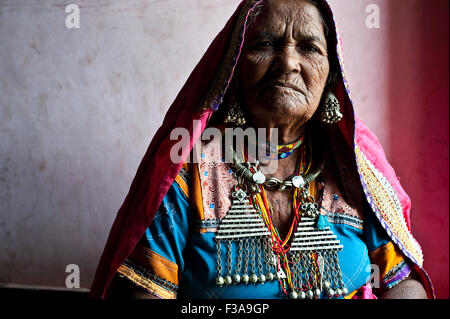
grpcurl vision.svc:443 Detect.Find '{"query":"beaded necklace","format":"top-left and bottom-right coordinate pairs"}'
top-left (247, 134), bottom-right (305, 160)
top-left (249, 139), bottom-right (316, 295)
top-left (214, 132), bottom-right (347, 299)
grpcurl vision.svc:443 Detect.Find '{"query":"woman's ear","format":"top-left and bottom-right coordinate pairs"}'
top-left (325, 68), bottom-right (338, 91)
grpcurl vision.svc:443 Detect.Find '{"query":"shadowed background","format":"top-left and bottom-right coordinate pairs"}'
top-left (0, 0), bottom-right (448, 298)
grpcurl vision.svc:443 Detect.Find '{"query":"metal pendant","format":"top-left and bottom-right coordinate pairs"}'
top-left (302, 202), bottom-right (320, 219)
top-left (289, 216), bottom-right (347, 299)
top-left (291, 216), bottom-right (343, 252)
top-left (233, 188), bottom-right (248, 203)
top-left (292, 176), bottom-right (306, 189)
top-left (215, 193), bottom-right (276, 286)
top-left (215, 197), bottom-right (270, 240)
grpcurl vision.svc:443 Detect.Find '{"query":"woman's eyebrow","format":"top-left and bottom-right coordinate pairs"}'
top-left (298, 35), bottom-right (327, 47)
top-left (253, 30), bottom-right (326, 46)
top-left (252, 30), bottom-right (278, 41)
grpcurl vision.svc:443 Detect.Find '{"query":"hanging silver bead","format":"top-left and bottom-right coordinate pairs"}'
top-left (335, 288), bottom-right (342, 296)
top-left (342, 287), bottom-right (349, 296)
top-left (289, 291), bottom-right (298, 299)
top-left (323, 281), bottom-right (331, 289)
top-left (327, 289), bottom-right (335, 298)
top-left (216, 276), bottom-right (225, 287)
top-left (250, 274), bottom-right (258, 284)
top-left (298, 291), bottom-right (307, 299)
top-left (314, 288), bottom-right (322, 298)
top-left (259, 274), bottom-right (266, 284)
top-left (224, 275), bottom-right (233, 285)
top-left (233, 274), bottom-right (241, 284)
top-left (266, 272), bottom-right (274, 281)
top-left (242, 274), bottom-right (249, 285)
top-left (306, 290), bottom-right (314, 299)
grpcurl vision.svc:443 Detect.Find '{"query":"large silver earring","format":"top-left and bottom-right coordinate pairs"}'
top-left (224, 101), bottom-right (246, 126)
top-left (224, 79), bottom-right (246, 126)
top-left (320, 91), bottom-right (343, 124)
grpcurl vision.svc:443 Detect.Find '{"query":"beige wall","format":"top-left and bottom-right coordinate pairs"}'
top-left (0, 0), bottom-right (242, 289)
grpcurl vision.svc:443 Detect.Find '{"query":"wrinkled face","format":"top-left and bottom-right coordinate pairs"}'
top-left (239, 0), bottom-right (330, 125)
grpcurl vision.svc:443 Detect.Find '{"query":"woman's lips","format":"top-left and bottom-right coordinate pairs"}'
top-left (267, 81), bottom-right (302, 93)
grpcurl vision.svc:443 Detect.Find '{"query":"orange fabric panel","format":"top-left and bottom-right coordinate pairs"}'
top-left (128, 243), bottom-right (179, 286)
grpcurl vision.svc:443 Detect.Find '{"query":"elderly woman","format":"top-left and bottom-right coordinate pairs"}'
top-left (90, 0), bottom-right (434, 299)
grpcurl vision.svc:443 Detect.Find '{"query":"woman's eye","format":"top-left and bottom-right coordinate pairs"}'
top-left (300, 45), bottom-right (321, 54)
top-left (256, 41), bottom-right (273, 48)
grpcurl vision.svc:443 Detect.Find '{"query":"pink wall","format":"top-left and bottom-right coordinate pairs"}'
top-left (388, 0), bottom-right (449, 299)
top-left (331, 0), bottom-right (449, 299)
top-left (330, 0), bottom-right (449, 298)
top-left (329, 0), bottom-right (391, 149)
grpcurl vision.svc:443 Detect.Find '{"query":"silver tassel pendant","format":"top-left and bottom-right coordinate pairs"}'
top-left (215, 190), bottom-right (276, 287)
top-left (287, 216), bottom-right (347, 299)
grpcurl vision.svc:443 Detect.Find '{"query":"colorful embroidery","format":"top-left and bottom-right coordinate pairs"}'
top-left (368, 241), bottom-right (412, 291)
top-left (117, 264), bottom-right (177, 299)
top-left (355, 145), bottom-right (424, 266)
top-left (194, 218), bottom-right (221, 232)
top-left (126, 243), bottom-right (179, 285)
top-left (175, 165), bottom-right (190, 199)
top-left (383, 260), bottom-right (412, 289)
top-left (198, 139), bottom-right (237, 221)
top-left (324, 211), bottom-right (364, 230)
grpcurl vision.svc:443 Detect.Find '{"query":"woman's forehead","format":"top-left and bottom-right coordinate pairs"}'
top-left (249, 0), bottom-right (326, 39)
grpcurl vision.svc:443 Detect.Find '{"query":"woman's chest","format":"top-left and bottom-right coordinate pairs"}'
top-left (264, 190), bottom-right (296, 239)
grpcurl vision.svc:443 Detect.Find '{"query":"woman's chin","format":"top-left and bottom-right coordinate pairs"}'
top-left (249, 97), bottom-right (312, 120)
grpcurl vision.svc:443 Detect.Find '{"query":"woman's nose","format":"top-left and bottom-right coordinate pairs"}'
top-left (272, 47), bottom-right (302, 74)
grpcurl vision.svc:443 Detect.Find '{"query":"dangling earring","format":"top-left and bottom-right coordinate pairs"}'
top-left (224, 79), bottom-right (246, 126)
top-left (224, 101), bottom-right (246, 126)
top-left (320, 91), bottom-right (343, 124)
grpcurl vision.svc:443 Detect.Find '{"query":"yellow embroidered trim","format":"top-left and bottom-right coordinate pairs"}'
top-left (355, 145), bottom-right (423, 266)
top-left (175, 163), bottom-right (190, 199)
top-left (117, 264), bottom-right (176, 300)
top-left (129, 244), bottom-right (179, 286)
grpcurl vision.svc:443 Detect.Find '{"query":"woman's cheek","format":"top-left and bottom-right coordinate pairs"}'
top-left (303, 59), bottom-right (329, 91)
top-left (241, 53), bottom-right (271, 86)
top-left (311, 58), bottom-right (330, 84)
